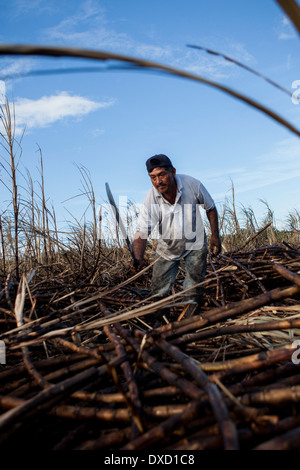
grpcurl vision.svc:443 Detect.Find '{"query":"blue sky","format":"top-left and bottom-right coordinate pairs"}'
top-left (0, 0), bottom-right (299, 233)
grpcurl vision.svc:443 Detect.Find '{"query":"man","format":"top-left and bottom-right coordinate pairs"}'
top-left (131, 154), bottom-right (221, 316)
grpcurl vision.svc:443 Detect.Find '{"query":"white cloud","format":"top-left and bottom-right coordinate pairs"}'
top-left (14, 0), bottom-right (52, 15)
top-left (181, 51), bottom-right (233, 79)
top-left (7, 92), bottom-right (115, 134)
top-left (206, 137), bottom-right (300, 199)
top-left (42, 0), bottom-right (253, 78)
top-left (0, 81), bottom-right (5, 94)
top-left (177, 37), bottom-right (257, 80)
top-left (44, 1), bottom-right (126, 50)
top-left (92, 128), bottom-right (105, 137)
top-left (0, 58), bottom-right (36, 81)
top-left (192, 138), bottom-right (300, 227)
top-left (44, 14), bottom-right (173, 63)
top-left (277, 16), bottom-right (297, 40)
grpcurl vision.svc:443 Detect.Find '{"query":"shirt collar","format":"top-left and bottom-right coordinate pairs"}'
top-left (175, 174), bottom-right (183, 192)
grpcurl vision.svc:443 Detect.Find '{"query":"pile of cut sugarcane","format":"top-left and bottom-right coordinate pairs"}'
top-left (1, 243), bottom-right (300, 450)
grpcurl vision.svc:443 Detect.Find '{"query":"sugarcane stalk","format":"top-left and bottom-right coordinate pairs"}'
top-left (208, 344), bottom-right (295, 381)
top-left (11, 357), bottom-right (101, 398)
top-left (209, 254), bottom-right (226, 305)
top-left (156, 284), bottom-right (300, 340)
top-left (174, 317), bottom-right (300, 348)
top-left (241, 385), bottom-right (300, 407)
top-left (122, 397), bottom-right (212, 450)
top-left (99, 301), bottom-right (144, 438)
top-left (76, 427), bottom-right (132, 450)
top-left (152, 334), bottom-right (239, 450)
top-left (0, 352), bottom-right (129, 442)
top-left (254, 426), bottom-right (300, 450)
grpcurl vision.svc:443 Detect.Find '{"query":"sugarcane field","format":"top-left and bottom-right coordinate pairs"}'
top-left (1, 0), bottom-right (300, 454)
top-left (0, 210), bottom-right (300, 451)
top-left (0, 150), bottom-right (300, 451)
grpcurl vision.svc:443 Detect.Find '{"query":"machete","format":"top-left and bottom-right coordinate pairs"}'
top-left (105, 182), bottom-right (138, 268)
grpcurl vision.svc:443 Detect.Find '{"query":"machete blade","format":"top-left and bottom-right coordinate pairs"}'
top-left (105, 182), bottom-right (136, 263)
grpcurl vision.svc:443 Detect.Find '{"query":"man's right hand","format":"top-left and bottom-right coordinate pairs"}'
top-left (130, 258), bottom-right (145, 273)
top-left (131, 233), bottom-right (147, 273)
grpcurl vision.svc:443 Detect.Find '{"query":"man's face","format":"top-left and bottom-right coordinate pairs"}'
top-left (148, 167), bottom-right (176, 195)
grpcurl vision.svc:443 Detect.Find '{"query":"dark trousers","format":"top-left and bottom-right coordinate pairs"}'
top-left (151, 240), bottom-right (208, 306)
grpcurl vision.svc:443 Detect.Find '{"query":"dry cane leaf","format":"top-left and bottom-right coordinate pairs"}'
top-left (14, 276), bottom-right (26, 328)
